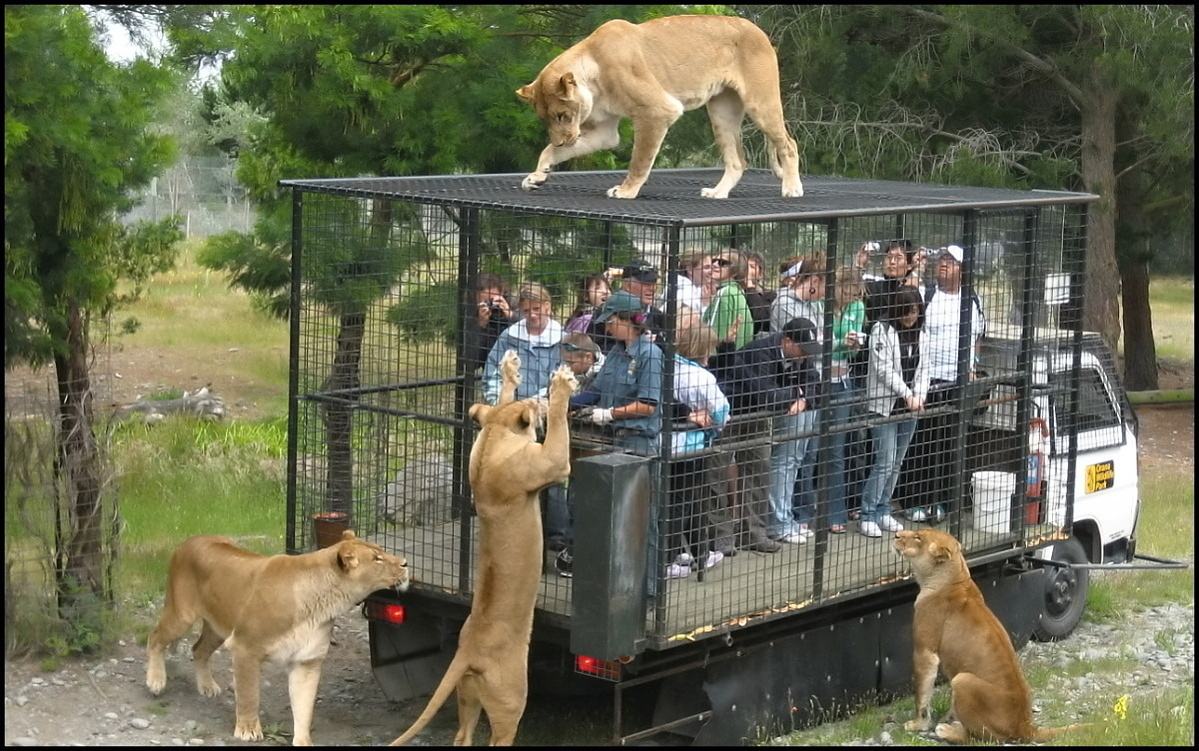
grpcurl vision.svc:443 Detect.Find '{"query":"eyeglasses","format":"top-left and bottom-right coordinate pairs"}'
top-left (561, 342), bottom-right (596, 353)
top-left (711, 258), bottom-right (732, 267)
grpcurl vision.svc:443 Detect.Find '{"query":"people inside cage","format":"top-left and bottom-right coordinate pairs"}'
top-left (897, 244), bottom-right (987, 524)
top-left (564, 273), bottom-right (611, 334)
top-left (543, 332), bottom-right (604, 558)
top-left (464, 272), bottom-right (517, 374)
top-left (663, 322), bottom-right (730, 579)
top-left (719, 315), bottom-right (822, 548)
top-left (481, 281), bottom-right (563, 405)
top-left (742, 251), bottom-right (775, 338)
top-left (667, 249), bottom-right (714, 328)
top-left (860, 285), bottom-right (929, 538)
top-left (822, 266), bottom-right (868, 535)
top-left (863, 240), bottom-right (919, 325)
top-left (588, 260), bottom-right (666, 351)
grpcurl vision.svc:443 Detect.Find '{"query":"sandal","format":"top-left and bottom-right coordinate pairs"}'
top-left (830, 524), bottom-right (847, 534)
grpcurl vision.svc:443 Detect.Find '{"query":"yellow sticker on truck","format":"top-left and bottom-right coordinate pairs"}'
top-left (1085, 460), bottom-right (1115, 493)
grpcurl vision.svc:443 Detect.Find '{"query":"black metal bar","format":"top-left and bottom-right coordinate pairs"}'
top-left (297, 394), bottom-right (464, 429)
top-left (812, 218), bottom-right (839, 599)
top-left (948, 210), bottom-right (979, 538)
top-left (1035, 556), bottom-right (1190, 571)
top-left (300, 375), bottom-right (463, 400)
top-left (1012, 208), bottom-right (1040, 535)
top-left (285, 187), bottom-right (303, 554)
top-left (603, 220), bottom-right (614, 270)
top-left (455, 207), bottom-right (481, 593)
top-left (653, 225), bottom-right (682, 636)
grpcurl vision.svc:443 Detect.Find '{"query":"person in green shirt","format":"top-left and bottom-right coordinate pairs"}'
top-left (824, 266), bottom-right (867, 533)
top-left (703, 250), bottom-right (753, 350)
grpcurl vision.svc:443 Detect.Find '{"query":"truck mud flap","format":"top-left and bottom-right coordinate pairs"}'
top-left (645, 568), bottom-right (1045, 746)
top-left (368, 614), bottom-right (454, 703)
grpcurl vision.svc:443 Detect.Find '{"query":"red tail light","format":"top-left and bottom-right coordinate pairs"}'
top-left (574, 654), bottom-right (621, 681)
top-left (364, 600), bottom-right (406, 625)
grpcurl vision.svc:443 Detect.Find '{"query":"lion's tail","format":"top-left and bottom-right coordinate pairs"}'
top-left (1033, 722), bottom-right (1090, 741)
top-left (388, 652), bottom-right (468, 746)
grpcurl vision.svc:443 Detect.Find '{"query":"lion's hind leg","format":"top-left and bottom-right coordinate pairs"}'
top-left (701, 89), bottom-right (748, 199)
top-left (941, 672), bottom-right (1021, 743)
top-left (192, 620), bottom-right (227, 696)
top-left (454, 674), bottom-right (484, 746)
top-left (740, 86), bottom-right (802, 198)
top-left (146, 596), bottom-right (196, 695)
top-left (480, 669), bottom-right (528, 746)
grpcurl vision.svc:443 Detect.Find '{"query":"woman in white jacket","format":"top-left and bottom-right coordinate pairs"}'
top-left (860, 286), bottom-right (930, 538)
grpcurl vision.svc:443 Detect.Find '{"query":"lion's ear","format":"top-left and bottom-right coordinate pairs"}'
top-left (337, 547), bottom-right (359, 572)
top-left (515, 83), bottom-right (535, 102)
top-left (557, 72), bottom-right (576, 96)
top-left (469, 403), bottom-right (492, 426)
top-left (340, 529), bottom-right (356, 542)
top-left (928, 541), bottom-right (951, 563)
top-left (517, 404), bottom-right (537, 431)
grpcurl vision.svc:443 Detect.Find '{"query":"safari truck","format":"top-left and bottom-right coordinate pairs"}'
top-left (280, 170), bottom-right (1152, 744)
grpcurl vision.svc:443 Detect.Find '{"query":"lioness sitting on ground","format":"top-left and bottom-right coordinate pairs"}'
top-left (516, 14), bottom-right (803, 200)
top-left (895, 529), bottom-right (1082, 743)
top-left (390, 350), bottom-right (577, 746)
top-left (145, 531), bottom-right (409, 746)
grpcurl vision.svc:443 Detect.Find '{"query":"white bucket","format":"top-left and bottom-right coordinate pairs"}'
top-left (971, 471), bottom-right (1016, 533)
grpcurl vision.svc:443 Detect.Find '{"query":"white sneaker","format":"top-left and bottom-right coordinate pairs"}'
top-left (703, 550), bottom-right (724, 569)
top-left (859, 520), bottom-right (883, 538)
top-left (780, 531), bottom-right (808, 544)
top-left (666, 562), bottom-right (691, 579)
top-left (797, 525), bottom-right (814, 540)
top-left (908, 506), bottom-right (929, 523)
top-left (878, 515), bottom-right (904, 532)
top-left (675, 552), bottom-right (694, 567)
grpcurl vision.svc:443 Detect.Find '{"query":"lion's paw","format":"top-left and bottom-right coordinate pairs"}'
top-left (551, 365), bottom-right (579, 394)
top-left (700, 186), bottom-right (730, 199)
top-left (234, 717), bottom-right (264, 742)
top-left (499, 350), bottom-right (522, 385)
top-left (607, 184), bottom-right (641, 200)
top-left (145, 668), bottom-right (166, 696)
top-left (521, 172), bottom-right (547, 191)
top-left (904, 718), bottom-right (931, 733)
top-left (781, 182), bottom-right (804, 198)
top-left (196, 676), bottom-right (222, 697)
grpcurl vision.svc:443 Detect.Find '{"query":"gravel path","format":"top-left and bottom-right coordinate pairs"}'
top-left (4, 594), bottom-right (1191, 746)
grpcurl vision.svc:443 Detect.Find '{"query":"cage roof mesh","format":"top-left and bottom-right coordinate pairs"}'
top-left (280, 168), bottom-right (1097, 227)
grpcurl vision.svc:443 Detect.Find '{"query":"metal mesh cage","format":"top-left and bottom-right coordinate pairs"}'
top-left (285, 169), bottom-right (1094, 648)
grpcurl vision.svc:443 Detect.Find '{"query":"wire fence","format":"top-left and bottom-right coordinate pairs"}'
top-left (121, 154), bottom-right (256, 239)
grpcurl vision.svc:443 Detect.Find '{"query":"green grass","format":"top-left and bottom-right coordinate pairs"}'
top-left (112, 416), bottom-right (288, 604)
top-left (1137, 276), bottom-right (1194, 362)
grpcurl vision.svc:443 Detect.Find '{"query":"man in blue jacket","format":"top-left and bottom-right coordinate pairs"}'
top-left (718, 316), bottom-right (821, 552)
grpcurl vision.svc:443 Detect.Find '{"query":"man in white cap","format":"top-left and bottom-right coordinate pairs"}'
top-left (901, 244), bottom-right (986, 523)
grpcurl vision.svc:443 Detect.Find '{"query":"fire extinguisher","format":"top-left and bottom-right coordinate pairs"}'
top-left (1025, 417), bottom-right (1049, 525)
top-left (1026, 418), bottom-right (1049, 497)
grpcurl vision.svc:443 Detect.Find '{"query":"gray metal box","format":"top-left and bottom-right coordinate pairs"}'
top-left (569, 452), bottom-right (652, 659)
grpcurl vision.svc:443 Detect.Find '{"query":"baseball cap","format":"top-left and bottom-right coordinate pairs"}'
top-left (940, 245), bottom-right (964, 264)
top-left (593, 290), bottom-right (645, 323)
top-left (561, 333), bottom-right (600, 354)
top-left (622, 260), bottom-right (659, 284)
top-left (781, 317), bottom-right (822, 357)
top-left (781, 259), bottom-right (812, 280)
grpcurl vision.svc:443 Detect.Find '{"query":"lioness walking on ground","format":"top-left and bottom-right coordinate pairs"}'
top-left (145, 531), bottom-right (409, 746)
top-left (390, 351), bottom-right (577, 746)
top-left (895, 529), bottom-right (1083, 743)
top-left (516, 14), bottom-right (803, 200)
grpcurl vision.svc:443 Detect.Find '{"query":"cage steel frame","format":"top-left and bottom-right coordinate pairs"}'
top-left (282, 169), bottom-right (1096, 656)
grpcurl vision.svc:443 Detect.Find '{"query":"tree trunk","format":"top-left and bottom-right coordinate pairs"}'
top-left (52, 298), bottom-right (106, 605)
top-left (1117, 254), bottom-right (1158, 390)
top-left (1078, 75), bottom-right (1122, 350)
top-left (322, 311), bottom-right (364, 520)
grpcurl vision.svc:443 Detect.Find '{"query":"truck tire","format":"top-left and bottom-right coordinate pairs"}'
top-left (1032, 536), bottom-right (1089, 642)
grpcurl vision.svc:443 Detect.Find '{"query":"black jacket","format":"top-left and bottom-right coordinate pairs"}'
top-left (722, 333), bottom-right (818, 416)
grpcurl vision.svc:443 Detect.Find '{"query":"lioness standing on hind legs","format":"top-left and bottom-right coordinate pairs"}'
top-left (390, 350), bottom-right (577, 746)
top-left (516, 14), bottom-right (803, 200)
top-left (895, 529), bottom-right (1084, 743)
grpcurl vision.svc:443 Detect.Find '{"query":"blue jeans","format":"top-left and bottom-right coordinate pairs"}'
top-left (823, 382), bottom-right (858, 526)
top-left (768, 410), bottom-right (815, 538)
top-left (861, 415), bottom-right (917, 523)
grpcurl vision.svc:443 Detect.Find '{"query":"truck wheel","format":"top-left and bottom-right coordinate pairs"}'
top-left (1032, 536), bottom-right (1089, 642)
